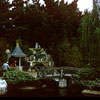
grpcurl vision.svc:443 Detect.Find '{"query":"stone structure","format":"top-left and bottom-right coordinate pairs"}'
top-left (10, 42), bottom-right (26, 70)
top-left (28, 42), bottom-right (54, 68)
top-left (59, 78), bottom-right (67, 88)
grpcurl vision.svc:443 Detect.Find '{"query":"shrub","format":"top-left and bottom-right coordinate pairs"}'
top-left (74, 78), bottom-right (100, 89)
top-left (8, 67), bottom-right (19, 71)
top-left (72, 67), bottom-right (100, 89)
top-left (74, 67), bottom-right (100, 80)
top-left (72, 68), bottom-right (100, 89)
top-left (3, 70), bottom-right (35, 84)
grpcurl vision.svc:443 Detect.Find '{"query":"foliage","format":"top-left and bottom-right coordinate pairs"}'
top-left (0, 67), bottom-right (3, 77)
top-left (74, 67), bottom-right (100, 80)
top-left (73, 67), bottom-right (100, 89)
top-left (8, 67), bottom-right (19, 71)
top-left (69, 45), bottom-right (83, 67)
top-left (0, 0), bottom-right (82, 67)
top-left (0, 37), bottom-right (10, 63)
top-left (0, 0), bottom-right (10, 32)
top-left (50, 37), bottom-right (82, 67)
top-left (78, 4), bottom-right (100, 67)
top-left (3, 70), bottom-right (35, 84)
top-left (50, 38), bottom-right (71, 66)
top-left (74, 78), bottom-right (100, 89)
top-left (0, 0), bottom-right (100, 68)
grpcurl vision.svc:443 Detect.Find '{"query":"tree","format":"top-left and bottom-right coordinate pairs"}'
top-left (0, 0), bottom-right (10, 37)
top-left (0, 0), bottom-right (82, 67)
top-left (49, 36), bottom-right (82, 67)
top-left (78, 2), bottom-right (100, 67)
top-left (69, 45), bottom-right (82, 67)
top-left (0, 37), bottom-right (10, 63)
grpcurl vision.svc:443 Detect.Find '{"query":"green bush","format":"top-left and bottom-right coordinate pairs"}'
top-left (73, 67), bottom-right (100, 89)
top-left (74, 78), bottom-right (100, 89)
top-left (74, 68), bottom-right (100, 80)
top-left (8, 67), bottom-right (19, 71)
top-left (3, 70), bottom-right (35, 84)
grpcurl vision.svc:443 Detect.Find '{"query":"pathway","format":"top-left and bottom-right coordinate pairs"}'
top-left (27, 70), bottom-right (37, 78)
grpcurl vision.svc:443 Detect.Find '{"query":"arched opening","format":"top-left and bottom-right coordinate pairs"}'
top-left (34, 63), bottom-right (46, 70)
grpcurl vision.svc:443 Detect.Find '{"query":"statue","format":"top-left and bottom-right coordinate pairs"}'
top-left (35, 42), bottom-right (39, 48)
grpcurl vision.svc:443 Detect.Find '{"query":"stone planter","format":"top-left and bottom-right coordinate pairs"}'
top-left (18, 66), bottom-right (23, 71)
top-left (0, 79), bottom-right (7, 95)
top-left (59, 78), bottom-right (67, 88)
top-left (82, 89), bottom-right (100, 97)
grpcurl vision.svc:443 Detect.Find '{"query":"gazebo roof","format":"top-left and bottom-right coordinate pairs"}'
top-left (10, 43), bottom-right (26, 57)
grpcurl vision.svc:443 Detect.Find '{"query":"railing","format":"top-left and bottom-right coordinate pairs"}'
top-left (35, 67), bottom-right (80, 78)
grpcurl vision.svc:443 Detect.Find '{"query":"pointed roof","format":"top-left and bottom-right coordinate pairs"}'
top-left (10, 42), bottom-right (26, 57)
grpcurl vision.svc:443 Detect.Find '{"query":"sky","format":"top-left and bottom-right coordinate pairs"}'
top-left (39, 0), bottom-right (93, 12)
top-left (10, 0), bottom-right (93, 12)
top-left (68, 0), bottom-right (93, 12)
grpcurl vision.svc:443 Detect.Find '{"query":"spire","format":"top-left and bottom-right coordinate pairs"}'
top-left (16, 40), bottom-right (19, 46)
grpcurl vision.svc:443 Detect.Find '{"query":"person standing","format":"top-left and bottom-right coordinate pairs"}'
top-left (2, 61), bottom-right (9, 74)
top-left (11, 61), bottom-right (16, 67)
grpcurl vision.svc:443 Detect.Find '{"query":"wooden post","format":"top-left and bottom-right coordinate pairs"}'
top-left (61, 69), bottom-right (64, 78)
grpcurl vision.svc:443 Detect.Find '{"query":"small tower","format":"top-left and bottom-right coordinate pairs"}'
top-left (16, 41), bottom-right (19, 46)
top-left (10, 41), bottom-right (26, 70)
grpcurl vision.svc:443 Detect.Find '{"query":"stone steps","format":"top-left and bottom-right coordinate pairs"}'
top-left (82, 89), bottom-right (100, 97)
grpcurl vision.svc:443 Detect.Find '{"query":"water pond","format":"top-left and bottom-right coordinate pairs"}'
top-left (0, 79), bottom-right (85, 97)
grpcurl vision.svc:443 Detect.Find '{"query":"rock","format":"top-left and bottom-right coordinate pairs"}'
top-left (42, 84), bottom-right (46, 88)
top-left (28, 68), bottom-right (31, 72)
top-left (19, 86), bottom-right (37, 90)
top-left (82, 89), bottom-right (100, 97)
top-left (0, 79), bottom-right (7, 95)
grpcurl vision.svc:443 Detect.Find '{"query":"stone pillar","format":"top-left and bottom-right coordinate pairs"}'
top-left (60, 69), bottom-right (64, 78)
top-left (19, 66), bottom-right (23, 71)
top-left (59, 78), bottom-right (67, 88)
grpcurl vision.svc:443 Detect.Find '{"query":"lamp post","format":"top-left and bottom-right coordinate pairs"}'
top-left (5, 49), bottom-right (11, 61)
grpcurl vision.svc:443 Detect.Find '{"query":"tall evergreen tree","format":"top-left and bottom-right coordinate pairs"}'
top-left (78, 1), bottom-right (100, 67)
top-left (0, 0), bottom-right (10, 37)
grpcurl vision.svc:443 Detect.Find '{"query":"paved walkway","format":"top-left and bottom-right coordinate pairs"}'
top-left (27, 71), bottom-right (37, 78)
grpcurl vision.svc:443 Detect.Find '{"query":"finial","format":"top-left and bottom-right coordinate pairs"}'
top-left (16, 40), bottom-right (19, 46)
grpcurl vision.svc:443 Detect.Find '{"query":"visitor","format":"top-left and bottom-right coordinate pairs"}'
top-left (2, 61), bottom-right (9, 74)
top-left (11, 61), bottom-right (16, 67)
